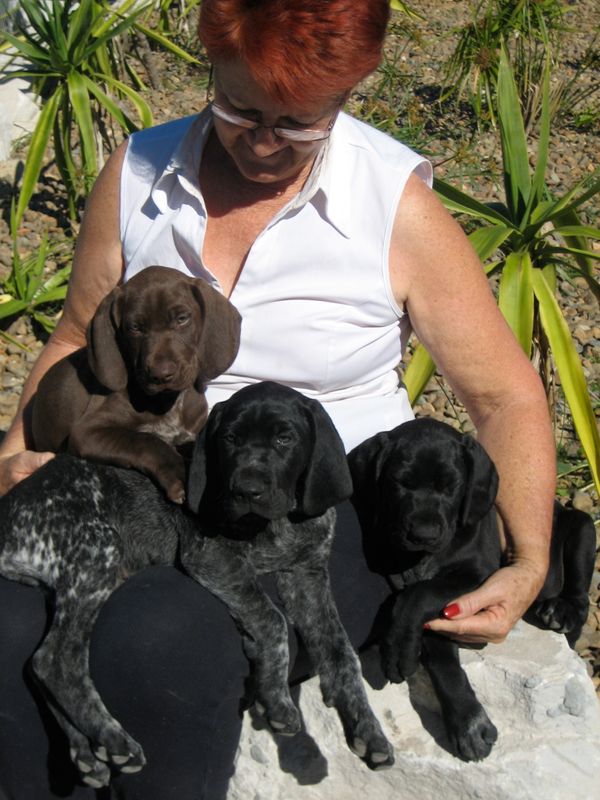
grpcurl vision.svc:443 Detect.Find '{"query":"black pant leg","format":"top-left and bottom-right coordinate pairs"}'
top-left (0, 501), bottom-right (387, 800)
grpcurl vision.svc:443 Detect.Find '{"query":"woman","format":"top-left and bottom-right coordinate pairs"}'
top-left (0, 1), bottom-right (555, 798)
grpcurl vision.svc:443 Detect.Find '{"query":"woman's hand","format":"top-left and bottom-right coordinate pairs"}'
top-left (0, 450), bottom-right (55, 496)
top-left (424, 561), bottom-right (547, 645)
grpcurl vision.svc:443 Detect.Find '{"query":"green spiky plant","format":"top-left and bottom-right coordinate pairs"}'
top-left (442, 0), bottom-right (566, 128)
top-left (0, 0), bottom-right (199, 222)
top-left (404, 48), bottom-right (600, 491)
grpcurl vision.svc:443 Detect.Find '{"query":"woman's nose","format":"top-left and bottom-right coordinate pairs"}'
top-left (246, 126), bottom-right (286, 157)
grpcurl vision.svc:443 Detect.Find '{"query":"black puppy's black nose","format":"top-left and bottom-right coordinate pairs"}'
top-left (233, 481), bottom-right (265, 501)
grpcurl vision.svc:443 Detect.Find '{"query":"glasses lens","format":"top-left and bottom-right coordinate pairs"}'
top-left (210, 102), bottom-right (258, 130)
top-left (211, 102), bottom-right (334, 142)
top-left (273, 127), bottom-right (331, 142)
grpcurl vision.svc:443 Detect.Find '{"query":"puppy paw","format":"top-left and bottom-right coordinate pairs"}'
top-left (380, 640), bottom-right (420, 684)
top-left (530, 597), bottom-right (583, 636)
top-left (165, 478), bottom-right (186, 504)
top-left (448, 707), bottom-right (498, 762)
top-left (88, 726), bottom-right (146, 780)
top-left (348, 718), bottom-right (395, 771)
top-left (255, 697), bottom-right (301, 737)
top-left (69, 739), bottom-right (111, 788)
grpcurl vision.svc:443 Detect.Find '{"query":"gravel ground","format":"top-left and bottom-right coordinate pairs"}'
top-left (0, 1), bottom-right (598, 688)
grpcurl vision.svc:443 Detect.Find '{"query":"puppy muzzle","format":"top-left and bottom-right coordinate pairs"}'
top-left (225, 469), bottom-right (294, 521)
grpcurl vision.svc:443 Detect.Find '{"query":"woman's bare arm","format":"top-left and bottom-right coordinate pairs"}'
top-left (390, 173), bottom-right (556, 643)
top-left (0, 140), bottom-right (128, 494)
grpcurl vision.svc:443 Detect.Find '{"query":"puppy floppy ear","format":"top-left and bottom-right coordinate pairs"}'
top-left (186, 403), bottom-right (223, 514)
top-left (460, 435), bottom-right (499, 527)
top-left (300, 398), bottom-right (353, 518)
top-left (190, 280), bottom-right (242, 388)
top-left (86, 287), bottom-right (128, 391)
top-left (347, 430), bottom-right (393, 490)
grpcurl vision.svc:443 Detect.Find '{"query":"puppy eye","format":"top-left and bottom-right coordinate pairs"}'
top-left (275, 434), bottom-right (292, 446)
top-left (175, 313), bottom-right (191, 326)
top-left (222, 433), bottom-right (237, 444)
top-left (125, 321), bottom-right (143, 335)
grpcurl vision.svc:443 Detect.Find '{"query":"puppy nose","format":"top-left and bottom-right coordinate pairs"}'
top-left (234, 482), bottom-right (264, 501)
top-left (148, 359), bottom-right (177, 382)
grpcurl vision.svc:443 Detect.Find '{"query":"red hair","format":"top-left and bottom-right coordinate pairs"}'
top-left (198, 0), bottom-right (390, 105)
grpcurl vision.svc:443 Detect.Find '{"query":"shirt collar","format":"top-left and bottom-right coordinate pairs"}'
top-left (149, 106), bottom-right (352, 237)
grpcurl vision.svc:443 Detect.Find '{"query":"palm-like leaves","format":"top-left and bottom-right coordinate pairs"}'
top-left (1, 0), bottom-right (199, 222)
top-left (404, 48), bottom-right (600, 490)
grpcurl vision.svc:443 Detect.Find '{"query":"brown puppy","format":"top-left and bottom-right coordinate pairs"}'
top-left (31, 266), bottom-right (241, 502)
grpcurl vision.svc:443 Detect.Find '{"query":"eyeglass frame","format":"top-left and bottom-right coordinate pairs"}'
top-left (205, 67), bottom-right (343, 143)
top-left (209, 101), bottom-right (338, 142)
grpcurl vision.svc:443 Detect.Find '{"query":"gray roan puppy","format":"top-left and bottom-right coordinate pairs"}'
top-left (0, 382), bottom-right (393, 788)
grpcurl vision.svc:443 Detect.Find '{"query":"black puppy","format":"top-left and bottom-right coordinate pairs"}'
top-left (186, 381), bottom-right (394, 770)
top-left (348, 417), bottom-right (596, 762)
top-left (0, 382), bottom-right (392, 788)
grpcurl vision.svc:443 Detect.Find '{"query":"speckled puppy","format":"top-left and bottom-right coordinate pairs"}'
top-left (0, 382), bottom-right (394, 788)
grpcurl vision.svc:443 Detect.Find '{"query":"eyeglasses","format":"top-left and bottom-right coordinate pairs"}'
top-left (210, 101), bottom-right (337, 143)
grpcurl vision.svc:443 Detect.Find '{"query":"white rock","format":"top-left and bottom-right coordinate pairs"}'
top-left (0, 50), bottom-right (40, 162)
top-left (227, 622), bottom-right (600, 800)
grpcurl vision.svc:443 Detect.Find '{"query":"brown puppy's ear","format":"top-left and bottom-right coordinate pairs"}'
top-left (299, 397), bottom-right (353, 518)
top-left (86, 287), bottom-right (128, 391)
top-left (460, 435), bottom-right (499, 527)
top-left (190, 280), bottom-right (242, 388)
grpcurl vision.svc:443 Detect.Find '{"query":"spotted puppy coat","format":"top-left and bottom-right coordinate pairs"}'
top-left (0, 382), bottom-right (393, 788)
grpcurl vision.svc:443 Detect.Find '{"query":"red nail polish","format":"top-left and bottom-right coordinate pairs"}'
top-left (423, 623), bottom-right (431, 630)
top-left (443, 603), bottom-right (460, 619)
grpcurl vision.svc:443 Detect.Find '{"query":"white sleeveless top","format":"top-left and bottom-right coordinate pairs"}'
top-left (120, 108), bottom-right (432, 451)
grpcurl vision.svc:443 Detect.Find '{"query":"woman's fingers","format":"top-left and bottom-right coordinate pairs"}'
top-left (424, 563), bottom-right (545, 645)
top-left (0, 451), bottom-right (55, 495)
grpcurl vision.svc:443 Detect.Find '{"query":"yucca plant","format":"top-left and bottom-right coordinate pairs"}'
top-left (404, 48), bottom-right (600, 491)
top-left (0, 0), bottom-right (198, 222)
top-left (0, 206), bottom-right (72, 335)
top-left (442, 0), bottom-right (565, 127)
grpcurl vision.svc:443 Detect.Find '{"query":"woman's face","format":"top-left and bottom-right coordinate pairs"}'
top-left (210, 60), bottom-right (342, 185)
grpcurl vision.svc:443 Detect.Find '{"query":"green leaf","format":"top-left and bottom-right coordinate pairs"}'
top-left (134, 22), bottom-right (202, 64)
top-left (67, 70), bottom-right (97, 183)
top-left (527, 52), bottom-right (551, 215)
top-left (552, 225), bottom-right (600, 239)
top-left (434, 178), bottom-right (514, 226)
top-left (404, 343), bottom-right (437, 405)
top-left (67, 0), bottom-right (95, 63)
top-left (497, 47), bottom-right (531, 223)
top-left (532, 269), bottom-right (600, 492)
top-left (468, 224), bottom-right (512, 262)
top-left (102, 75), bottom-right (153, 129)
top-left (498, 251), bottom-right (534, 357)
top-left (14, 89), bottom-right (61, 226)
top-left (82, 74), bottom-right (134, 131)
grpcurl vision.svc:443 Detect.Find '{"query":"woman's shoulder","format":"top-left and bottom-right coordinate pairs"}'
top-left (129, 113), bottom-right (202, 147)
top-left (336, 113), bottom-right (426, 168)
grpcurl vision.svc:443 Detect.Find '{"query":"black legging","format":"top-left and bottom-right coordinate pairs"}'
top-left (0, 503), bottom-right (390, 800)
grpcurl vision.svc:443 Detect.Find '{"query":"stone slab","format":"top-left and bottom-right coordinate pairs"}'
top-left (227, 622), bottom-right (600, 800)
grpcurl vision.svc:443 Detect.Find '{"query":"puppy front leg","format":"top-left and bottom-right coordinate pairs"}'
top-left (70, 417), bottom-right (186, 503)
top-left (421, 634), bottom-right (497, 761)
top-left (527, 506), bottom-right (596, 647)
top-left (180, 537), bottom-right (301, 735)
top-left (381, 579), bottom-right (470, 682)
top-left (276, 568), bottom-right (394, 770)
